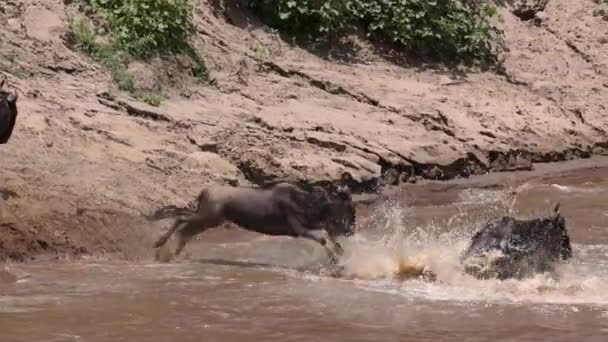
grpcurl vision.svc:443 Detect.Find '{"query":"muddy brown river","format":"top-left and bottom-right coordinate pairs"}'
top-left (2, 158), bottom-right (608, 341)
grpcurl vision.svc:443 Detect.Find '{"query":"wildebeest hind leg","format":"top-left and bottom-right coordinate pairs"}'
top-left (153, 217), bottom-right (188, 248)
top-left (174, 228), bottom-right (193, 258)
top-left (173, 213), bottom-right (222, 258)
top-left (174, 222), bottom-right (203, 258)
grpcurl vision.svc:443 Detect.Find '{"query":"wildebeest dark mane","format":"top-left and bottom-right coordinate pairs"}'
top-left (461, 202), bottom-right (572, 280)
top-left (263, 181), bottom-right (353, 231)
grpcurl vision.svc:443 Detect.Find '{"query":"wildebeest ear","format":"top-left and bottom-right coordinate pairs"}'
top-left (0, 78), bottom-right (4, 89)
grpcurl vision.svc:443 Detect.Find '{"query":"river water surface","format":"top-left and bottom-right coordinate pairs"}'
top-left (2, 159), bottom-right (608, 341)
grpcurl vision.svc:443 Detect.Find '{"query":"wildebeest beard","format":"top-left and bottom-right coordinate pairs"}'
top-left (460, 203), bottom-right (572, 280)
top-left (0, 80), bottom-right (19, 144)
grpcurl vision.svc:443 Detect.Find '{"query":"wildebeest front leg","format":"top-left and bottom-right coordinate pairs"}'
top-left (153, 217), bottom-right (187, 248)
top-left (326, 232), bottom-right (344, 256)
top-left (288, 216), bottom-right (339, 263)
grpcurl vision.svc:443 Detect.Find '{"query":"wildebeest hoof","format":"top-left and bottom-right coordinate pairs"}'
top-left (154, 247), bottom-right (173, 263)
top-left (421, 268), bottom-right (437, 282)
top-left (334, 242), bottom-right (344, 255)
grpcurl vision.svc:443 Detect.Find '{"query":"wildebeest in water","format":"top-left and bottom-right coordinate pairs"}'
top-left (0, 78), bottom-right (19, 144)
top-left (150, 182), bottom-right (356, 263)
top-left (460, 203), bottom-right (572, 280)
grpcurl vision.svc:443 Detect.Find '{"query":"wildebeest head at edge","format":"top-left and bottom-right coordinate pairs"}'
top-left (0, 78), bottom-right (19, 144)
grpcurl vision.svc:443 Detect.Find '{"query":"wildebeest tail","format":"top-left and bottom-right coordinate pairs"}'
top-left (146, 205), bottom-right (195, 221)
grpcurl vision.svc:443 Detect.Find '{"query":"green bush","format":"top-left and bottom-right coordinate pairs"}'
top-left (141, 92), bottom-right (163, 107)
top-left (69, 17), bottom-right (97, 55)
top-left (68, 18), bottom-right (135, 91)
top-left (84, 0), bottom-right (194, 57)
top-left (249, 0), bottom-right (498, 60)
top-left (69, 0), bottom-right (208, 106)
top-left (249, 0), bottom-right (351, 36)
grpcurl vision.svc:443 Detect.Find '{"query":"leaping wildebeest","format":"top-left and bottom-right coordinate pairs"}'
top-left (150, 182), bottom-right (357, 262)
top-left (460, 203), bottom-right (573, 280)
top-left (0, 78), bottom-right (19, 144)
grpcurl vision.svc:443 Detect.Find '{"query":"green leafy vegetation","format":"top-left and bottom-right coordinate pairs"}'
top-left (83, 0), bottom-right (195, 58)
top-left (248, 0), bottom-right (499, 61)
top-left (68, 0), bottom-right (208, 106)
top-left (69, 18), bottom-right (134, 92)
top-left (253, 43), bottom-right (271, 62)
top-left (141, 92), bottom-right (164, 107)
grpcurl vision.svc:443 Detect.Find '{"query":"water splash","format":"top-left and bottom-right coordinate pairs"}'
top-left (335, 190), bottom-right (608, 306)
top-left (339, 200), bottom-right (470, 282)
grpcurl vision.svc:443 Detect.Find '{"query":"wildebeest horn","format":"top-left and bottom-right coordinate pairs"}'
top-left (336, 184), bottom-right (349, 193)
top-left (553, 202), bottom-right (561, 215)
top-left (6, 90), bottom-right (18, 102)
top-left (336, 184), bottom-right (354, 201)
top-left (0, 78), bottom-right (4, 89)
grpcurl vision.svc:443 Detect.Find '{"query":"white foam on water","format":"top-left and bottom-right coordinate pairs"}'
top-left (551, 184), bottom-right (573, 192)
top-left (544, 183), bottom-right (601, 194)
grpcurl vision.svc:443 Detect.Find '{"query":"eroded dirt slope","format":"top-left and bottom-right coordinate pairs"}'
top-left (0, 0), bottom-right (607, 260)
